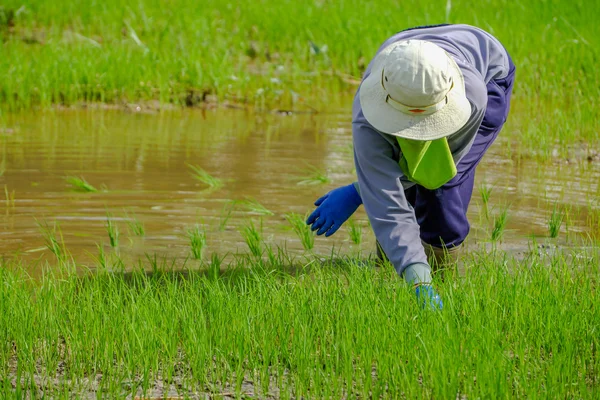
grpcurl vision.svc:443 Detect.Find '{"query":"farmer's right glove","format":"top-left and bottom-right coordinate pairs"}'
top-left (306, 183), bottom-right (362, 236)
top-left (404, 263), bottom-right (443, 310)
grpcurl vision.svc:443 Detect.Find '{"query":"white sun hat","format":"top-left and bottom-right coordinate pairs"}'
top-left (359, 39), bottom-right (471, 141)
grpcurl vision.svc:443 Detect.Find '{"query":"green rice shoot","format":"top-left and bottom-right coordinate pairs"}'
top-left (65, 176), bottom-right (98, 193)
top-left (238, 197), bottom-right (274, 216)
top-left (105, 214), bottom-right (120, 248)
top-left (187, 164), bottom-right (223, 189)
top-left (296, 164), bottom-right (329, 186)
top-left (491, 207), bottom-right (509, 242)
top-left (187, 224), bottom-right (207, 260)
top-left (240, 220), bottom-right (263, 258)
top-left (285, 212), bottom-right (314, 251)
top-left (348, 218), bottom-right (362, 245)
top-left (126, 214), bottom-right (146, 237)
top-left (548, 203), bottom-right (565, 238)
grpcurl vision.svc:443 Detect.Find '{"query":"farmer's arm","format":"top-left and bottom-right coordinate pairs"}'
top-left (352, 97), bottom-right (429, 278)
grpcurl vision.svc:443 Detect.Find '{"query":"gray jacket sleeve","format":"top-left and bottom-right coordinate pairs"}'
top-left (352, 96), bottom-right (429, 276)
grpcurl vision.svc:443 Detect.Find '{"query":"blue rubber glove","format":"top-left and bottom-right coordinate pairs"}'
top-left (306, 184), bottom-right (362, 236)
top-left (415, 285), bottom-right (443, 310)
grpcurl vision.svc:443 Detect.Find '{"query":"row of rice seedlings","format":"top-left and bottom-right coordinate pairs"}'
top-left (1, 242), bottom-right (599, 398)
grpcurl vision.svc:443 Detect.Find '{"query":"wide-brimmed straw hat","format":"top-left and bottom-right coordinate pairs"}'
top-left (359, 39), bottom-right (471, 141)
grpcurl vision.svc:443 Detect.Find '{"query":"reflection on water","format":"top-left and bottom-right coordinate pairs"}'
top-left (1, 104), bottom-right (599, 270)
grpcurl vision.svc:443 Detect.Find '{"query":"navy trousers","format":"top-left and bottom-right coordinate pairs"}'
top-left (405, 57), bottom-right (516, 248)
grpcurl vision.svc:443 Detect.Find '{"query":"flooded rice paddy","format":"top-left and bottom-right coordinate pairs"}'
top-left (1, 104), bottom-right (599, 270)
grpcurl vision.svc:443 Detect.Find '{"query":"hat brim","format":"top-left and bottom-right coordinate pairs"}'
top-left (359, 42), bottom-right (472, 141)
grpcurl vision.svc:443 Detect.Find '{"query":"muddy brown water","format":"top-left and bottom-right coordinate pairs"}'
top-left (1, 105), bottom-right (599, 271)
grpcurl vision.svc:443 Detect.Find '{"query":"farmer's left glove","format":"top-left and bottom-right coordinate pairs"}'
top-left (306, 183), bottom-right (362, 236)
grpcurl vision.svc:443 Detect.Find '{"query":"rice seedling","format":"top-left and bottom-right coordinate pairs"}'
top-left (285, 212), bottom-right (314, 250)
top-left (187, 224), bottom-right (207, 260)
top-left (218, 200), bottom-right (236, 231)
top-left (187, 164), bottom-right (223, 189)
top-left (548, 203), bottom-right (565, 238)
top-left (238, 197), bottom-right (274, 216)
top-left (491, 207), bottom-right (509, 242)
top-left (240, 220), bottom-right (263, 258)
top-left (296, 164), bottom-right (329, 186)
top-left (479, 183), bottom-right (492, 220)
top-left (37, 220), bottom-right (67, 262)
top-left (4, 184), bottom-right (14, 209)
top-left (105, 214), bottom-right (120, 248)
top-left (348, 218), bottom-right (362, 244)
top-left (65, 176), bottom-right (98, 193)
top-left (126, 214), bottom-right (145, 237)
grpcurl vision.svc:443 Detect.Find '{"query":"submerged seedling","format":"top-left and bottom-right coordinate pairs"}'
top-left (239, 197), bottom-right (273, 216)
top-left (296, 164), bottom-right (329, 186)
top-left (491, 207), bottom-right (509, 242)
top-left (105, 214), bottom-right (120, 248)
top-left (187, 224), bottom-right (207, 260)
top-left (187, 164), bottom-right (223, 189)
top-left (66, 176), bottom-right (98, 193)
top-left (4, 185), bottom-right (15, 209)
top-left (218, 200), bottom-right (236, 231)
top-left (37, 220), bottom-right (68, 262)
top-left (126, 214), bottom-right (145, 237)
top-left (348, 218), bottom-right (362, 245)
top-left (285, 212), bottom-right (314, 251)
top-left (479, 184), bottom-right (493, 219)
top-left (548, 203), bottom-right (565, 238)
top-left (241, 220), bottom-right (263, 258)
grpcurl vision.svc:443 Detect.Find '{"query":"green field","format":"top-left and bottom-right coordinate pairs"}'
top-left (1, 0), bottom-right (599, 157)
top-left (2, 245), bottom-right (599, 398)
top-left (2, 1), bottom-right (600, 398)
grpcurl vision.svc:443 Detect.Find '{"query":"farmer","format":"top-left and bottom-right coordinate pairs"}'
top-left (306, 24), bottom-right (515, 308)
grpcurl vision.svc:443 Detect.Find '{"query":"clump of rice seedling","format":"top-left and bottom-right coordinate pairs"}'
top-left (218, 200), bottom-right (236, 231)
top-left (296, 164), bottom-right (329, 185)
top-left (239, 197), bottom-right (273, 216)
top-left (479, 183), bottom-right (493, 219)
top-left (187, 224), bottom-right (207, 260)
top-left (65, 176), bottom-right (98, 193)
top-left (37, 220), bottom-right (67, 262)
top-left (285, 212), bottom-right (314, 250)
top-left (348, 218), bottom-right (362, 244)
top-left (491, 207), bottom-right (509, 242)
top-left (126, 214), bottom-right (145, 237)
top-left (4, 185), bottom-right (15, 209)
top-left (105, 214), bottom-right (120, 248)
top-left (187, 164), bottom-right (223, 189)
top-left (241, 220), bottom-right (263, 257)
top-left (548, 203), bottom-right (565, 238)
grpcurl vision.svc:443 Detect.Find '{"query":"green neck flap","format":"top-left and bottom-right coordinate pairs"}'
top-left (396, 137), bottom-right (457, 190)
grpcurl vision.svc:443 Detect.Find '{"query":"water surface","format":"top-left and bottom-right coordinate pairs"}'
top-left (1, 105), bottom-right (598, 270)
